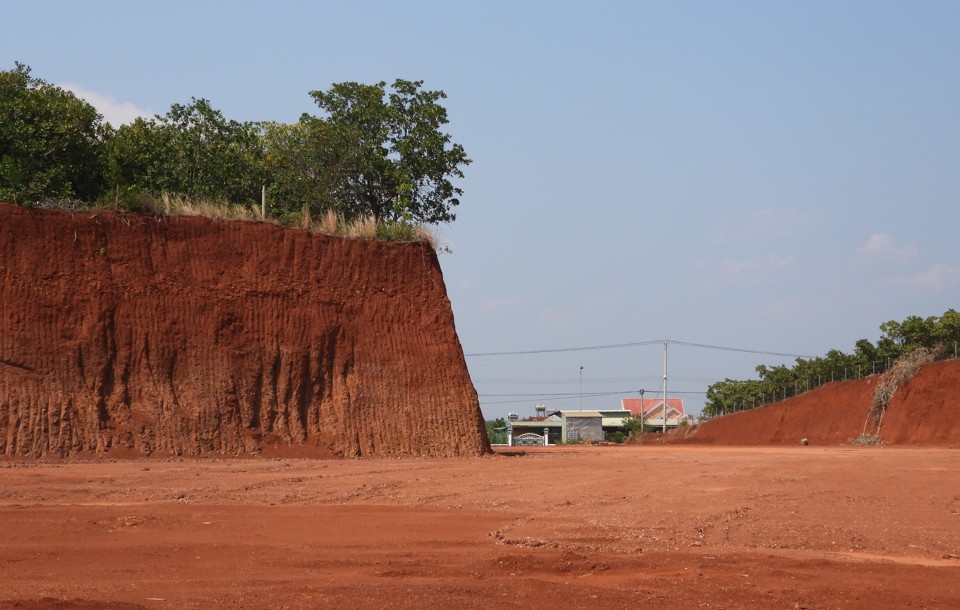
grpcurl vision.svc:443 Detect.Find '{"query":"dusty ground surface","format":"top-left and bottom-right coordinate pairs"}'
top-left (2, 446), bottom-right (959, 609)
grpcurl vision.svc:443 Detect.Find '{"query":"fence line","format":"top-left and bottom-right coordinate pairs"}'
top-left (713, 349), bottom-right (959, 416)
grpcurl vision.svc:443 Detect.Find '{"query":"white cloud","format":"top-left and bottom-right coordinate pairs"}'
top-left (478, 297), bottom-right (522, 314)
top-left (721, 253), bottom-right (795, 275)
top-left (857, 233), bottom-right (918, 260)
top-left (539, 307), bottom-right (576, 327)
top-left (757, 296), bottom-right (818, 321)
top-left (712, 208), bottom-right (816, 243)
top-left (694, 252), bottom-right (796, 290)
top-left (61, 83), bottom-right (153, 126)
top-left (893, 263), bottom-right (960, 291)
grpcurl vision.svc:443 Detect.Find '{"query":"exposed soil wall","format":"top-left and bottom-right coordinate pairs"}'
top-left (0, 203), bottom-right (489, 458)
top-left (669, 359), bottom-right (960, 446)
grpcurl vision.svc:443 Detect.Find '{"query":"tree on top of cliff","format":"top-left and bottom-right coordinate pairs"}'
top-left (266, 79), bottom-right (470, 224)
top-left (107, 98), bottom-right (265, 206)
top-left (2, 64), bottom-right (470, 229)
top-left (0, 62), bottom-right (109, 204)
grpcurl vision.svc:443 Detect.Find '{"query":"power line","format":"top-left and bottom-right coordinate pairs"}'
top-left (466, 338), bottom-right (812, 359)
top-left (480, 390), bottom-right (644, 398)
top-left (478, 389), bottom-right (707, 398)
top-left (474, 375), bottom-right (718, 384)
top-left (669, 340), bottom-right (813, 359)
top-left (478, 388), bottom-right (707, 406)
top-left (465, 339), bottom-right (663, 357)
top-left (469, 338), bottom-right (811, 412)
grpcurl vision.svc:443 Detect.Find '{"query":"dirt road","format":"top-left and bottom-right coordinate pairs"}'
top-left (2, 446), bottom-right (958, 609)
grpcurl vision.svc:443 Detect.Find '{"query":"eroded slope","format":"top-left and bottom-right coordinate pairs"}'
top-left (0, 203), bottom-right (488, 457)
top-left (672, 360), bottom-right (960, 446)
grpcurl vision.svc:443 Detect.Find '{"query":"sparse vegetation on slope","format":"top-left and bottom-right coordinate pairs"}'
top-left (29, 192), bottom-right (445, 248)
top-left (704, 311), bottom-right (960, 417)
top-left (864, 346), bottom-right (941, 440)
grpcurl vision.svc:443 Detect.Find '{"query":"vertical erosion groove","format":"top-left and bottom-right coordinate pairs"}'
top-left (0, 204), bottom-right (489, 458)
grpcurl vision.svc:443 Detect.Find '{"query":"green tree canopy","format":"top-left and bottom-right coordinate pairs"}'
top-left (108, 98), bottom-right (263, 205)
top-left (0, 62), bottom-right (108, 203)
top-left (289, 79), bottom-right (470, 223)
top-left (3, 65), bottom-right (471, 229)
top-left (260, 117), bottom-right (359, 219)
top-left (485, 418), bottom-right (507, 444)
top-left (621, 413), bottom-right (648, 436)
top-left (703, 309), bottom-right (960, 417)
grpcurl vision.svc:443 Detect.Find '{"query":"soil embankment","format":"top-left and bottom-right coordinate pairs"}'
top-left (671, 359), bottom-right (960, 446)
top-left (0, 203), bottom-right (488, 458)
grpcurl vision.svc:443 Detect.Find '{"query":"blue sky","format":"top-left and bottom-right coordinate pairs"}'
top-left (5, 1), bottom-right (959, 419)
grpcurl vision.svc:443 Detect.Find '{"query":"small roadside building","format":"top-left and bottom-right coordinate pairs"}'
top-left (503, 399), bottom-right (689, 446)
top-left (506, 413), bottom-right (563, 445)
top-left (561, 411), bottom-right (602, 443)
top-left (558, 409), bottom-right (634, 441)
top-left (505, 408), bottom-right (633, 445)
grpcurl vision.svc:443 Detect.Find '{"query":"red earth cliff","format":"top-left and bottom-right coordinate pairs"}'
top-left (0, 203), bottom-right (489, 458)
top-left (668, 359), bottom-right (960, 446)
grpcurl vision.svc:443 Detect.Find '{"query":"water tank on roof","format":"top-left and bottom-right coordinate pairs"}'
top-left (507, 412), bottom-right (519, 421)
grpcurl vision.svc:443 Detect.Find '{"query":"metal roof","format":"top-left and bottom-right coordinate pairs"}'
top-left (600, 410), bottom-right (630, 418)
top-left (601, 417), bottom-right (630, 427)
top-left (508, 420), bottom-right (563, 428)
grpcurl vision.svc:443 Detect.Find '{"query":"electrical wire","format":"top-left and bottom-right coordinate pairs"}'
top-left (466, 338), bottom-right (812, 359)
top-left (669, 340), bottom-right (813, 359)
top-left (465, 339), bottom-right (663, 357)
top-left (478, 390), bottom-right (706, 398)
top-left (468, 339), bottom-right (809, 410)
top-left (478, 389), bottom-right (707, 406)
top-left (473, 375), bottom-right (717, 384)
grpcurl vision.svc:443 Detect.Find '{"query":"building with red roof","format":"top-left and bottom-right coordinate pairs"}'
top-left (620, 397), bottom-right (689, 429)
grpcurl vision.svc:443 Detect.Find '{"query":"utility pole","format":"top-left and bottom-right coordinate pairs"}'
top-left (663, 340), bottom-right (668, 434)
top-left (579, 366), bottom-right (584, 409)
top-left (638, 388), bottom-right (645, 435)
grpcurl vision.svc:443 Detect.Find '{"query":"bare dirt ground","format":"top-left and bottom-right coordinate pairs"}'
top-left (2, 446), bottom-right (959, 609)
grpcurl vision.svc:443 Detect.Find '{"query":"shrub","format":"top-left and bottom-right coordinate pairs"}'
top-left (605, 431), bottom-right (626, 444)
top-left (376, 219), bottom-right (418, 242)
top-left (848, 433), bottom-right (885, 446)
top-left (864, 346), bottom-right (941, 438)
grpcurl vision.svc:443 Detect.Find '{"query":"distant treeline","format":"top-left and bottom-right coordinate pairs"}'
top-left (0, 63), bottom-right (469, 225)
top-left (704, 310), bottom-right (960, 417)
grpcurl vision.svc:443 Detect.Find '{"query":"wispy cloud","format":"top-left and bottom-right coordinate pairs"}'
top-left (720, 253), bottom-right (795, 275)
top-left (712, 208), bottom-right (816, 243)
top-left (696, 252), bottom-right (796, 289)
top-left (757, 295), bottom-right (818, 321)
top-left (61, 83), bottom-right (153, 126)
top-left (478, 297), bottom-right (522, 314)
top-left (892, 263), bottom-right (960, 291)
top-left (539, 307), bottom-right (576, 327)
top-left (857, 233), bottom-right (918, 260)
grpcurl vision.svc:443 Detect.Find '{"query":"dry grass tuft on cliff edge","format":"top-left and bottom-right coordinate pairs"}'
top-left (31, 195), bottom-right (446, 250)
top-left (159, 193), bottom-right (262, 222)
